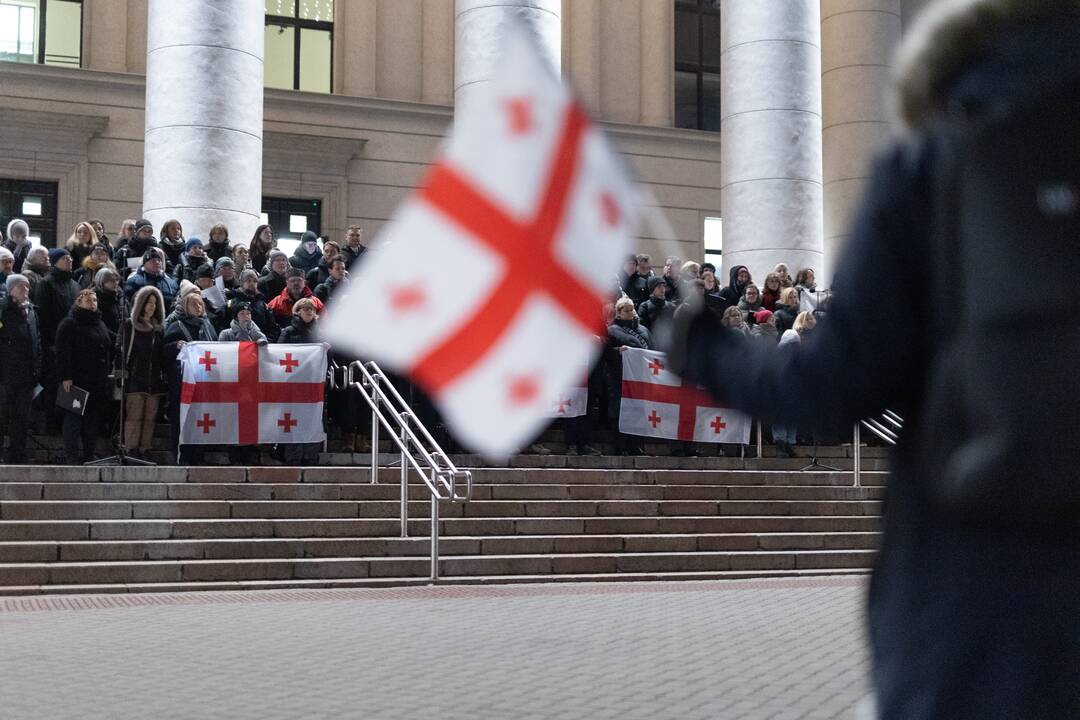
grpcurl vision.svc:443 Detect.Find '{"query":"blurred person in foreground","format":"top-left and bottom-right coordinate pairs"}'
top-left (669, 1), bottom-right (1080, 717)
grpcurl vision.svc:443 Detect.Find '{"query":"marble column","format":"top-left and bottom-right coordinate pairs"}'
top-left (719, 0), bottom-right (823, 284)
top-left (142, 0), bottom-right (264, 245)
top-left (454, 0), bottom-right (561, 110)
top-left (821, 0), bottom-right (901, 283)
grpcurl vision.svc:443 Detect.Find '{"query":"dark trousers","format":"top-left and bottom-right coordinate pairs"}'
top-left (62, 405), bottom-right (100, 462)
top-left (0, 382), bottom-right (36, 462)
top-left (281, 442), bottom-right (320, 466)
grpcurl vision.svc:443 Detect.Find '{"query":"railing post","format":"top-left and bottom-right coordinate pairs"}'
top-left (400, 415), bottom-right (409, 538)
top-left (853, 423), bottom-right (862, 488)
top-left (370, 375), bottom-right (379, 485)
top-left (430, 496), bottom-right (440, 582)
top-left (756, 420), bottom-right (763, 459)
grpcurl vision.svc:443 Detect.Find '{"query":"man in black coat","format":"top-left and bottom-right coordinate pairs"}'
top-left (32, 248), bottom-right (81, 433)
top-left (670, 3), bottom-right (1080, 716)
top-left (113, 219), bottom-right (159, 278)
top-left (340, 225), bottom-right (367, 270)
top-left (0, 275), bottom-right (43, 463)
top-left (55, 289), bottom-right (114, 464)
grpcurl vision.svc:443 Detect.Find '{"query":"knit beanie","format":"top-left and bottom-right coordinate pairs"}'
top-left (178, 279), bottom-right (200, 300)
top-left (134, 218), bottom-right (153, 234)
top-left (185, 236), bottom-right (204, 252)
top-left (646, 276), bottom-right (665, 293)
top-left (6, 219), bottom-right (30, 241)
top-left (268, 249), bottom-right (288, 265)
top-left (5, 274), bottom-right (29, 293)
top-left (0, 247), bottom-right (13, 262)
top-left (229, 299), bottom-right (251, 321)
top-left (753, 310), bottom-right (774, 325)
top-left (239, 268), bottom-right (260, 284)
top-left (142, 248), bottom-right (164, 263)
top-left (195, 263), bottom-right (215, 280)
top-left (48, 248), bottom-right (71, 266)
top-left (214, 256), bottom-right (235, 271)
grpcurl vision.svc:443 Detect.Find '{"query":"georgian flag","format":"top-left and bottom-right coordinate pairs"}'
top-left (320, 28), bottom-right (638, 458)
top-left (619, 348), bottom-right (752, 444)
top-left (545, 383), bottom-right (588, 419)
top-left (179, 342), bottom-right (327, 445)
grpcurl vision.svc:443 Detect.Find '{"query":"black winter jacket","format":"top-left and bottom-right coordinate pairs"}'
top-left (31, 267), bottom-right (80, 350)
top-left (278, 316), bottom-right (318, 344)
top-left (55, 306), bottom-right (113, 396)
top-left (636, 297), bottom-right (674, 331)
top-left (174, 252), bottom-right (211, 283)
top-left (257, 271), bottom-right (288, 303)
top-left (95, 288), bottom-right (125, 336)
top-left (0, 297), bottom-right (42, 384)
top-left (340, 244), bottom-right (366, 270)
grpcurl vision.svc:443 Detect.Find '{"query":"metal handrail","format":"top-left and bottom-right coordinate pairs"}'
top-left (345, 361), bottom-right (472, 582)
top-left (853, 410), bottom-right (904, 487)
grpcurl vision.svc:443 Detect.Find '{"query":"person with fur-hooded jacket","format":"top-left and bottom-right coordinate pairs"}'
top-left (118, 286), bottom-right (166, 458)
top-left (718, 264), bottom-right (751, 308)
top-left (3, 219), bottom-right (32, 274)
top-left (0, 274), bottom-right (42, 463)
top-left (669, 2), bottom-right (1080, 716)
top-left (74, 243), bottom-right (116, 290)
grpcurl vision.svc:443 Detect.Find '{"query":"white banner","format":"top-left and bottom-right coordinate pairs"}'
top-left (179, 342), bottom-right (327, 445)
top-left (545, 386), bottom-right (587, 418)
top-left (618, 348), bottom-right (752, 444)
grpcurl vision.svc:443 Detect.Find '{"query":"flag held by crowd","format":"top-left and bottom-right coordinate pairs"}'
top-left (321, 27), bottom-right (639, 458)
top-left (179, 342), bottom-right (327, 445)
top-left (619, 348), bottom-right (751, 444)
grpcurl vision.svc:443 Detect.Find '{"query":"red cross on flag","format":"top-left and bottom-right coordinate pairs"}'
top-left (321, 30), bottom-right (638, 458)
top-left (619, 348), bottom-right (752, 444)
top-left (178, 342), bottom-right (328, 446)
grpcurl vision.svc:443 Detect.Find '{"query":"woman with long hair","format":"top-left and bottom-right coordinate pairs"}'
top-left (119, 286), bottom-right (166, 459)
top-left (248, 224), bottom-right (274, 274)
top-left (65, 221), bottom-right (98, 268)
top-left (159, 219), bottom-right (185, 271)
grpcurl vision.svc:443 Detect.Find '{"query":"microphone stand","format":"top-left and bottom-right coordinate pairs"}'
top-left (87, 289), bottom-right (154, 467)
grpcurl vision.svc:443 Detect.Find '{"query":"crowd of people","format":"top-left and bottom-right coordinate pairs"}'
top-left (0, 216), bottom-right (368, 465)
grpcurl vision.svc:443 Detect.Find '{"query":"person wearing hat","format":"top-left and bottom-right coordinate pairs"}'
top-left (0, 247), bottom-right (15, 298)
top-left (214, 256), bottom-right (237, 291)
top-left (288, 231), bottom-right (323, 273)
top-left (55, 288), bottom-right (114, 464)
top-left (113, 219), bottom-right (159, 277)
top-left (267, 266), bottom-right (325, 328)
top-left (749, 309), bottom-right (778, 346)
top-left (21, 246), bottom-right (50, 296)
top-left (174, 236), bottom-right (211, 283)
top-left (125, 247), bottom-right (178, 310)
top-left (3, 219), bottom-right (32, 274)
top-left (217, 299), bottom-right (268, 344)
top-left (257, 249), bottom-right (290, 302)
top-left (636, 275), bottom-right (674, 331)
top-left (32, 248), bottom-right (79, 356)
top-left (0, 274), bottom-right (42, 463)
top-left (228, 269), bottom-right (278, 339)
top-left (74, 242), bottom-right (116, 290)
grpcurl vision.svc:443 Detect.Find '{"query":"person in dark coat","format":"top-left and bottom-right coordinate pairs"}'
top-left (340, 225), bottom-right (367, 270)
top-left (112, 218), bottom-right (159, 278)
top-left (626, 254), bottom-right (652, 305)
top-left (205, 223), bottom-right (232, 264)
top-left (670, 3), bottom-right (1080, 716)
top-left (289, 231), bottom-right (323, 273)
top-left (118, 286), bottom-right (166, 459)
top-left (32, 247), bottom-right (81, 433)
top-left (93, 267), bottom-right (125, 336)
top-left (55, 289), bottom-right (114, 464)
top-left (158, 219), bottom-right (185, 272)
top-left (636, 276), bottom-right (674, 331)
top-left (228, 269), bottom-right (279, 340)
top-left (605, 297), bottom-right (653, 456)
top-left (125, 248), bottom-right (179, 310)
top-left (65, 221), bottom-right (98, 269)
top-left (661, 256), bottom-right (683, 305)
top-left (258, 250), bottom-right (290, 302)
top-left (0, 275), bottom-right (43, 463)
top-left (214, 256), bottom-right (237, 292)
top-left (247, 224), bottom-right (275, 275)
top-left (3, 219), bottom-right (32, 274)
top-left (305, 240), bottom-right (339, 290)
top-left (173, 237), bottom-right (212, 283)
top-left (163, 293), bottom-right (218, 464)
top-left (313, 257), bottom-right (349, 305)
top-left (22, 246), bottom-right (49, 296)
top-left (772, 287), bottom-right (801, 335)
top-left (74, 243), bottom-right (115, 290)
top-left (277, 297), bottom-right (323, 465)
top-left (718, 264), bottom-right (751, 308)
top-left (616, 254), bottom-right (638, 300)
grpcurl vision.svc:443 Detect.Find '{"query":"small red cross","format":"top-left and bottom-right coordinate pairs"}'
top-left (504, 97), bottom-right (533, 135)
top-left (389, 286), bottom-right (425, 314)
top-left (279, 353), bottom-right (299, 373)
top-left (196, 413), bottom-right (216, 434)
top-left (198, 351), bottom-right (217, 372)
top-left (710, 416), bottom-right (727, 434)
top-left (648, 358), bottom-right (664, 376)
top-left (555, 398), bottom-right (572, 414)
top-left (600, 192), bottom-right (620, 228)
top-left (622, 375), bottom-right (716, 441)
top-left (508, 375), bottom-right (540, 406)
top-left (278, 413), bottom-right (298, 433)
top-left (647, 410), bottom-right (662, 428)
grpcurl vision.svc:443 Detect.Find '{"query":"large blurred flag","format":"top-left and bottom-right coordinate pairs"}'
top-left (321, 29), bottom-right (638, 458)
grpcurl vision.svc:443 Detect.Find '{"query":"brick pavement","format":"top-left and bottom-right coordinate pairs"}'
top-left (0, 577), bottom-right (873, 720)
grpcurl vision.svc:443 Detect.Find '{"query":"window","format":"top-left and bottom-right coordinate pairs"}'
top-left (0, 0), bottom-right (83, 68)
top-left (704, 216), bottom-right (722, 270)
top-left (265, 0), bottom-right (333, 93)
top-left (674, 0), bottom-right (720, 131)
top-left (0, 179), bottom-right (60, 247)
top-left (262, 196), bottom-right (323, 257)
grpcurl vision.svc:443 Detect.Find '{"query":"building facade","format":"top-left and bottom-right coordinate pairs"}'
top-left (0, 0), bottom-right (932, 283)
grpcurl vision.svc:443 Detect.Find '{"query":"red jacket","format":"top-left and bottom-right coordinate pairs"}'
top-left (267, 286), bottom-right (324, 325)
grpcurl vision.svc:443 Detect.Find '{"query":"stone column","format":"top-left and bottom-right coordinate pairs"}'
top-left (142, 0), bottom-right (264, 245)
top-left (454, 0), bottom-right (561, 110)
top-left (821, 0), bottom-right (901, 282)
top-left (719, 1), bottom-right (823, 284)
top-left (639, 0), bottom-right (673, 127)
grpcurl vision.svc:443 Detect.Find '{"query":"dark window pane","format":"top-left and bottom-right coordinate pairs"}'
top-left (674, 8), bottom-right (698, 66)
top-left (701, 12), bottom-right (721, 68)
top-left (702, 72), bottom-right (721, 131)
top-left (675, 71), bottom-right (698, 129)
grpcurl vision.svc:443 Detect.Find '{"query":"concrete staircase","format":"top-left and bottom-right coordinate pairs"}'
top-left (0, 457), bottom-right (886, 595)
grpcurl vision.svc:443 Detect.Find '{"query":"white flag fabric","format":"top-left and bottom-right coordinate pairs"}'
top-left (320, 29), bottom-right (638, 458)
top-left (618, 348), bottom-right (752, 444)
top-left (545, 386), bottom-right (588, 419)
top-left (179, 342), bottom-right (327, 445)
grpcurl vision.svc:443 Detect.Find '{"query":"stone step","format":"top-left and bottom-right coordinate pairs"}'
top-left (0, 514), bottom-right (880, 542)
top-left (0, 531), bottom-right (880, 563)
top-left (0, 482), bottom-right (886, 502)
top-left (0, 498), bottom-right (882, 521)
top-left (0, 548), bottom-right (876, 585)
